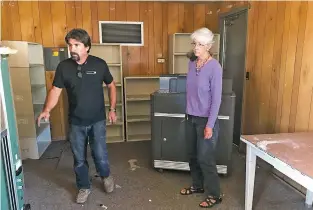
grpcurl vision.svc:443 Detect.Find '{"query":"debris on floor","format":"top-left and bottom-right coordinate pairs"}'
top-left (128, 159), bottom-right (140, 171)
top-left (100, 204), bottom-right (108, 209)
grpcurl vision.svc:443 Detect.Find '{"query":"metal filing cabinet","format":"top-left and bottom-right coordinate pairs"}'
top-left (151, 78), bottom-right (235, 176)
top-left (151, 92), bottom-right (188, 167)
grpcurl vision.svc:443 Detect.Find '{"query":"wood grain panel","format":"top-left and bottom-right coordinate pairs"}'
top-left (18, 1), bottom-right (35, 42)
top-left (31, 1), bottom-right (43, 44)
top-left (81, 1), bottom-right (92, 38)
top-left (1, 1), bottom-right (217, 76)
top-left (279, 2), bottom-right (301, 133)
top-left (139, 2), bottom-right (149, 76)
top-left (183, 3), bottom-right (194, 32)
top-left (50, 1), bottom-right (67, 47)
top-left (275, 2), bottom-right (291, 132)
top-left (65, 1), bottom-right (77, 31)
top-left (90, 1), bottom-right (99, 43)
top-left (252, 2), bottom-right (267, 135)
top-left (8, 1), bottom-right (22, 41)
top-left (219, 1), bottom-right (313, 135)
top-left (162, 3), bottom-right (168, 74)
top-left (178, 3), bottom-right (184, 32)
top-left (2, 2), bottom-right (13, 41)
top-left (205, 3), bottom-right (219, 33)
top-left (194, 4), bottom-right (206, 31)
top-left (153, 2), bottom-right (163, 75)
top-left (268, 2), bottom-right (286, 133)
top-left (125, 2), bottom-right (140, 76)
top-left (289, 2), bottom-right (308, 132)
top-left (258, 1), bottom-right (277, 134)
top-left (114, 1), bottom-right (127, 77)
top-left (148, 2), bottom-right (155, 75)
top-left (295, 2), bottom-right (313, 132)
top-left (241, 1), bottom-right (259, 135)
top-left (38, 1), bottom-right (54, 47)
top-left (75, 1), bottom-right (83, 29)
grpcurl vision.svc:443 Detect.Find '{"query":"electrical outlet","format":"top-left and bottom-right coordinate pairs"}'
top-left (157, 58), bottom-right (165, 63)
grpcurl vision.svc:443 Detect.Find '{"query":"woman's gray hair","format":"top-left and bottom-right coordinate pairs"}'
top-left (190, 27), bottom-right (214, 45)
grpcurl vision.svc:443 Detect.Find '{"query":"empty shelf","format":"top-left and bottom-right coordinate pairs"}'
top-left (127, 115), bottom-right (150, 122)
top-left (128, 134), bottom-right (151, 141)
top-left (107, 136), bottom-right (124, 143)
top-left (30, 64), bottom-right (44, 68)
top-left (126, 94), bottom-right (150, 101)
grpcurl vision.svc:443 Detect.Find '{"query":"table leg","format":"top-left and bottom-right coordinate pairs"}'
top-left (245, 145), bottom-right (256, 210)
top-left (305, 190), bottom-right (313, 208)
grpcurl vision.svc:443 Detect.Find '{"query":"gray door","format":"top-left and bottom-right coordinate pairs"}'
top-left (220, 9), bottom-right (248, 145)
top-left (161, 117), bottom-right (188, 162)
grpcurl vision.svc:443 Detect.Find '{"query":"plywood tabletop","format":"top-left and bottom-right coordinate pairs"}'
top-left (241, 132), bottom-right (313, 179)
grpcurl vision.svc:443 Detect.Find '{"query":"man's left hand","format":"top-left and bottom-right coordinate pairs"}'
top-left (108, 110), bottom-right (117, 124)
top-left (204, 127), bottom-right (213, 139)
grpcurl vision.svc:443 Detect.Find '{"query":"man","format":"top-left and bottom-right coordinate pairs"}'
top-left (37, 28), bottom-right (117, 204)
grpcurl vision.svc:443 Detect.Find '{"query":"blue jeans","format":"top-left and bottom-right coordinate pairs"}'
top-left (186, 115), bottom-right (220, 197)
top-left (68, 120), bottom-right (110, 189)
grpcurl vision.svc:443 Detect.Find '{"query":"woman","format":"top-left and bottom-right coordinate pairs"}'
top-left (180, 27), bottom-right (223, 208)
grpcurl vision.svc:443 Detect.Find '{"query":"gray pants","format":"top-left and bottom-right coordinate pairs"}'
top-left (186, 114), bottom-right (221, 197)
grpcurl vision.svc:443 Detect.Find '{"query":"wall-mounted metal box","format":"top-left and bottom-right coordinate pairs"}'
top-left (43, 47), bottom-right (68, 71)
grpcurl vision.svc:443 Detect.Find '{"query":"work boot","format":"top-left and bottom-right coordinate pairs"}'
top-left (102, 175), bottom-right (114, 193)
top-left (76, 189), bottom-right (91, 204)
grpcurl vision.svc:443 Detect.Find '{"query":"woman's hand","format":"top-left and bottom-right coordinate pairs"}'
top-left (204, 127), bottom-right (213, 139)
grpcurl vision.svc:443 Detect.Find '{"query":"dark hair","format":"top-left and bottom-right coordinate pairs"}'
top-left (187, 50), bottom-right (197, 61)
top-left (65, 28), bottom-right (91, 53)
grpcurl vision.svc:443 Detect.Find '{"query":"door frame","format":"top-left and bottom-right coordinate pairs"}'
top-left (218, 6), bottom-right (249, 147)
top-left (218, 6), bottom-right (249, 70)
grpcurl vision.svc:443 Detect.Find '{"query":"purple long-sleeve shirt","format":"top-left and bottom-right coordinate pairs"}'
top-left (186, 58), bottom-right (223, 128)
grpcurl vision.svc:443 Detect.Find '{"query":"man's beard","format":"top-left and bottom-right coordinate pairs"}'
top-left (70, 52), bottom-right (80, 61)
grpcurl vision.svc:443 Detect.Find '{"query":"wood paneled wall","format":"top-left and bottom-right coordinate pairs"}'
top-left (240, 1), bottom-right (313, 135)
top-left (1, 1), bottom-right (220, 76)
top-left (2, 1), bottom-right (313, 137)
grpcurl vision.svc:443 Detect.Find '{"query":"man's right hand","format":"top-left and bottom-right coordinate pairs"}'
top-left (37, 111), bottom-right (50, 127)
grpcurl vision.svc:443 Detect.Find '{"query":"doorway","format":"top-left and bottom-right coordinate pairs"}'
top-left (219, 7), bottom-right (248, 146)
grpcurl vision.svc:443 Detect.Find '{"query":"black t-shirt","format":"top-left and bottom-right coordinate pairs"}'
top-left (53, 55), bottom-right (113, 126)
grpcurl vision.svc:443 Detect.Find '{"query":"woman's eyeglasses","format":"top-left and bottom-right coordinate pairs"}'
top-left (191, 42), bottom-right (205, 48)
top-left (77, 65), bottom-right (82, 78)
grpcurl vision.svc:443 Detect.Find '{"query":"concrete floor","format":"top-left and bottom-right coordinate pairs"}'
top-left (22, 141), bottom-right (309, 210)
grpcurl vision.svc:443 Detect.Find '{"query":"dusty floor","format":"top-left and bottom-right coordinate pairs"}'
top-left (22, 141), bottom-right (309, 210)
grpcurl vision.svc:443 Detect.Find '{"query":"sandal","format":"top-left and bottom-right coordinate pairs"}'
top-left (199, 195), bottom-right (222, 208)
top-left (180, 186), bottom-right (204, 195)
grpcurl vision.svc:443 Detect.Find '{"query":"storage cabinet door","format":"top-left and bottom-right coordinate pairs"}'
top-left (161, 117), bottom-right (188, 162)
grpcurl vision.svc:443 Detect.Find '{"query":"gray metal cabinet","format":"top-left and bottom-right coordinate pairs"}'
top-left (151, 90), bottom-right (236, 176)
top-left (152, 115), bottom-right (188, 164)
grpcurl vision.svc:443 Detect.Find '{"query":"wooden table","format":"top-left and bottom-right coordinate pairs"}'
top-left (240, 132), bottom-right (313, 209)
